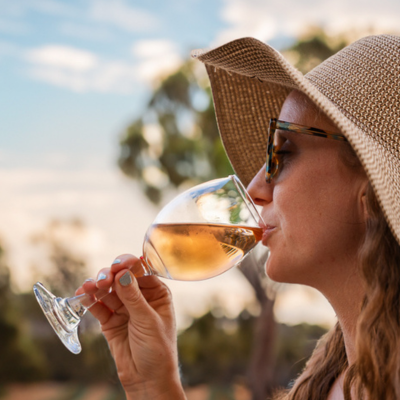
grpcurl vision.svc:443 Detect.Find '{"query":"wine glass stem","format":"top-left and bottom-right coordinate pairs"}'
top-left (65, 258), bottom-right (152, 318)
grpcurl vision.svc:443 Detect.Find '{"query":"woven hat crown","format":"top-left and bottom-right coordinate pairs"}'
top-left (306, 35), bottom-right (400, 160)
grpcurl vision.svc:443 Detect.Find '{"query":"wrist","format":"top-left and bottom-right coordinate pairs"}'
top-left (124, 376), bottom-right (186, 400)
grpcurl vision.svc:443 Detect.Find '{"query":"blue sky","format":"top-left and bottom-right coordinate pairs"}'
top-left (0, 0), bottom-right (225, 162)
top-left (2, 0), bottom-right (400, 328)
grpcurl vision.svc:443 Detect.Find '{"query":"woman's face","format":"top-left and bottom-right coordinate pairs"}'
top-left (248, 91), bottom-right (369, 290)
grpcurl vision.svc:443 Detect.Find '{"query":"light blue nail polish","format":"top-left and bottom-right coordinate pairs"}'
top-left (112, 258), bottom-right (121, 265)
top-left (97, 273), bottom-right (107, 282)
top-left (119, 271), bottom-right (132, 286)
top-left (84, 278), bottom-right (95, 283)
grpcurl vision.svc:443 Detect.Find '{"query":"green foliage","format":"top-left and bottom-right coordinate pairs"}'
top-left (29, 322), bottom-right (119, 383)
top-left (178, 309), bottom-right (327, 389)
top-left (24, 219), bottom-right (123, 383)
top-left (31, 219), bottom-right (88, 297)
top-left (0, 244), bottom-right (47, 385)
top-left (118, 60), bottom-right (233, 204)
top-left (0, 223), bottom-right (123, 387)
top-left (178, 310), bottom-right (254, 386)
top-left (273, 322), bottom-right (327, 387)
top-left (283, 28), bottom-right (349, 74)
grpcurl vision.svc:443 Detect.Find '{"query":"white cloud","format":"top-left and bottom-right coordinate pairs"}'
top-left (24, 40), bottom-right (183, 93)
top-left (216, 0), bottom-right (278, 45)
top-left (132, 39), bottom-right (182, 82)
top-left (215, 0), bottom-right (400, 47)
top-left (89, 0), bottom-right (160, 33)
top-left (24, 44), bottom-right (139, 93)
top-left (27, 61), bottom-right (137, 93)
top-left (132, 39), bottom-right (177, 59)
top-left (26, 45), bottom-right (98, 72)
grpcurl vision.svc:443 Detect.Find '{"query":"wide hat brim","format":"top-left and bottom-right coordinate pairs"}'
top-left (192, 35), bottom-right (400, 245)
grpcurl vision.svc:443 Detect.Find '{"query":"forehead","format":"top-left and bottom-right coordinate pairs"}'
top-left (279, 90), bottom-right (339, 133)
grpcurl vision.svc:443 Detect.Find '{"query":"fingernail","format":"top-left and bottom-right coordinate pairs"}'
top-left (84, 278), bottom-right (95, 283)
top-left (119, 271), bottom-right (132, 286)
top-left (112, 258), bottom-right (121, 265)
top-left (97, 273), bottom-right (107, 282)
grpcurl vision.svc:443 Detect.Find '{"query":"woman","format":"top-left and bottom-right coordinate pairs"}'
top-left (77, 35), bottom-right (400, 399)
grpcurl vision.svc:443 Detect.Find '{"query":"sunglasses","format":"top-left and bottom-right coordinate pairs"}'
top-left (265, 118), bottom-right (348, 183)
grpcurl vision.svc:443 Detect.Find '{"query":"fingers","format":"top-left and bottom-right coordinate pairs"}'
top-left (77, 275), bottom-right (126, 326)
top-left (79, 287), bottom-right (125, 325)
top-left (76, 254), bottom-right (166, 326)
top-left (113, 268), bottom-right (173, 324)
top-left (75, 282), bottom-right (113, 325)
top-left (113, 269), bottom-right (155, 324)
top-left (95, 268), bottom-right (114, 290)
top-left (110, 253), bottom-right (170, 296)
top-left (111, 254), bottom-right (146, 278)
top-left (86, 300), bottom-right (114, 325)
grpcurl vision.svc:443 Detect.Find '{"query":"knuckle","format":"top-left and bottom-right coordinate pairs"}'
top-left (159, 282), bottom-right (173, 301)
top-left (117, 371), bottom-right (137, 390)
top-left (124, 286), bottom-right (143, 305)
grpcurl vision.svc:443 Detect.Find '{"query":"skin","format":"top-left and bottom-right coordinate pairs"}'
top-left (75, 256), bottom-right (186, 400)
top-left (247, 90), bottom-right (369, 399)
top-left (78, 90), bottom-right (369, 399)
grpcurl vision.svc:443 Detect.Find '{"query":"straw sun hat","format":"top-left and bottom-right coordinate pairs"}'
top-left (192, 35), bottom-right (400, 246)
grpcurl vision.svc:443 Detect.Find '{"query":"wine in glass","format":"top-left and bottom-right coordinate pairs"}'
top-left (33, 175), bottom-right (264, 354)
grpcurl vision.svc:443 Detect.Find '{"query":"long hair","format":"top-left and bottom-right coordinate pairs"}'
top-left (273, 147), bottom-right (400, 399)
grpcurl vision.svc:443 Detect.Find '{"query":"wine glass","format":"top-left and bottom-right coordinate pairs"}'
top-left (33, 175), bottom-right (265, 354)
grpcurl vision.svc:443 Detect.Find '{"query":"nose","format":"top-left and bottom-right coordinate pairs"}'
top-left (247, 164), bottom-right (273, 207)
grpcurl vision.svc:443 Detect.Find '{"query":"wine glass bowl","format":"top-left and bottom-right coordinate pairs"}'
top-left (141, 175), bottom-right (263, 280)
top-left (33, 175), bottom-right (264, 354)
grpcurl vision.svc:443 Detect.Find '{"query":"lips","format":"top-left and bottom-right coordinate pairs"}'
top-left (262, 225), bottom-right (276, 245)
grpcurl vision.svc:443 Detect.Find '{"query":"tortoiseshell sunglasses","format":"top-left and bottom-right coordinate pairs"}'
top-left (266, 118), bottom-right (348, 183)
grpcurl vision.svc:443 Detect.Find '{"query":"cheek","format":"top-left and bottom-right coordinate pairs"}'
top-left (264, 182), bottom-right (320, 282)
top-left (277, 156), bottom-right (353, 235)
top-left (266, 164), bottom-right (364, 284)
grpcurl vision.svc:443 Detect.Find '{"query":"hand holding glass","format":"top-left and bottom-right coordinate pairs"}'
top-left (33, 175), bottom-right (264, 354)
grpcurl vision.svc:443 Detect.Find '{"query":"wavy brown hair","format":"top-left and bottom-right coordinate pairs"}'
top-left (272, 145), bottom-right (400, 400)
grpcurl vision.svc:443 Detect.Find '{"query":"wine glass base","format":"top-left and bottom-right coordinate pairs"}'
top-left (33, 282), bottom-right (82, 354)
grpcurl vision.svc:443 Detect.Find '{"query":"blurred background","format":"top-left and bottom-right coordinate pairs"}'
top-left (1, 1), bottom-right (400, 399)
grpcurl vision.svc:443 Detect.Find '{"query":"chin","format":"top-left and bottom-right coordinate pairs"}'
top-left (265, 256), bottom-right (286, 283)
top-left (265, 255), bottom-right (303, 285)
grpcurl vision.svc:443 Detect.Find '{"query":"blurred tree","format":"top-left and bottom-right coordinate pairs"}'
top-left (31, 218), bottom-right (88, 297)
top-left (178, 310), bottom-right (253, 386)
top-left (178, 306), bottom-right (327, 392)
top-left (118, 60), bottom-right (233, 204)
top-left (0, 242), bottom-right (47, 388)
top-left (27, 219), bottom-right (123, 385)
top-left (117, 29), bottom-right (350, 399)
top-left (273, 322), bottom-right (327, 388)
top-left (282, 27), bottom-right (348, 74)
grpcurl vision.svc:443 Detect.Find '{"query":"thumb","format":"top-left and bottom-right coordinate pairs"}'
top-left (115, 269), bottom-right (153, 322)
